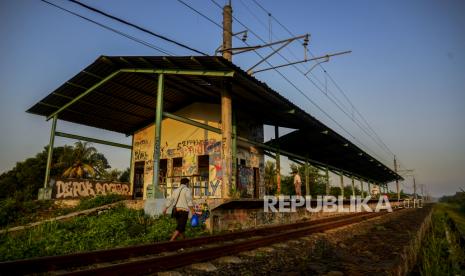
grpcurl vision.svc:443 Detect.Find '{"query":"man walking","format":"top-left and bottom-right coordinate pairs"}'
top-left (163, 178), bottom-right (194, 241)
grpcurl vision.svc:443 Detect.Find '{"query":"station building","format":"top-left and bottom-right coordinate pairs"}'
top-left (28, 55), bottom-right (402, 230)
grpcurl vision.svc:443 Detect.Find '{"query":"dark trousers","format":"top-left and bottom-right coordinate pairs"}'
top-left (174, 210), bottom-right (189, 233)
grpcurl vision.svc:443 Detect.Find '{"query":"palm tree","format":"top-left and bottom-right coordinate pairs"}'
top-left (59, 141), bottom-right (99, 179)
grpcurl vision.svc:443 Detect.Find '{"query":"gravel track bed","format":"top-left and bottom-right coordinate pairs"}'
top-left (165, 207), bottom-right (432, 275)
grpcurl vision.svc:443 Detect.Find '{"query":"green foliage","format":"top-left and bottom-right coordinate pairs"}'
top-left (416, 205), bottom-right (465, 275)
top-left (0, 194), bottom-right (127, 229)
top-left (0, 198), bottom-right (54, 228)
top-left (0, 142), bottom-right (130, 202)
top-left (440, 191), bottom-right (465, 213)
top-left (280, 163), bottom-right (328, 196)
top-left (264, 160), bottom-right (276, 195)
top-left (0, 206), bottom-right (208, 261)
top-left (118, 168), bottom-right (130, 183)
top-left (59, 142), bottom-right (110, 179)
top-left (75, 194), bottom-right (127, 211)
top-left (0, 146), bottom-right (56, 201)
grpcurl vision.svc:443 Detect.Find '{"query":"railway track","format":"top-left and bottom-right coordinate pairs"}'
top-left (0, 209), bottom-right (401, 275)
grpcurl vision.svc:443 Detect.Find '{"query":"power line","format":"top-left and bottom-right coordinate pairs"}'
top-left (252, 0), bottom-right (395, 158)
top-left (40, 0), bottom-right (174, 55)
top-left (67, 0), bottom-right (208, 56)
top-left (250, 0), bottom-right (397, 165)
top-left (223, 2), bottom-right (391, 165)
top-left (177, 0), bottom-right (222, 30)
top-left (203, 0), bottom-right (391, 165)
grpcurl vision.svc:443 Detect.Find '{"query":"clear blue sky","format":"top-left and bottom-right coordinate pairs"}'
top-left (1, 0), bottom-right (464, 197)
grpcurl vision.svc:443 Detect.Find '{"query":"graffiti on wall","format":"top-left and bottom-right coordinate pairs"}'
top-left (193, 201), bottom-right (210, 224)
top-left (191, 180), bottom-right (222, 197)
top-left (161, 139), bottom-right (221, 159)
top-left (52, 179), bottom-right (131, 199)
top-left (238, 166), bottom-right (253, 191)
top-left (134, 138), bottom-right (150, 161)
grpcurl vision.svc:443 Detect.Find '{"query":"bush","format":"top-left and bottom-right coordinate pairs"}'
top-left (0, 206), bottom-right (208, 261)
top-left (0, 199), bottom-right (54, 228)
top-left (75, 194), bottom-right (126, 211)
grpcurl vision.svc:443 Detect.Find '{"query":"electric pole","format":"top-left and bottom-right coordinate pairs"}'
top-left (394, 156), bottom-right (400, 201)
top-left (413, 176), bottom-right (417, 200)
top-left (221, 1), bottom-right (233, 198)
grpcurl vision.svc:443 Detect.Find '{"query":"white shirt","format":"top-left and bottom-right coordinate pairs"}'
top-left (294, 174), bottom-right (302, 185)
top-left (164, 184), bottom-right (194, 211)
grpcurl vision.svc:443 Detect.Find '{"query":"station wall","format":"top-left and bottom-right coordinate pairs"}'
top-left (131, 102), bottom-right (265, 200)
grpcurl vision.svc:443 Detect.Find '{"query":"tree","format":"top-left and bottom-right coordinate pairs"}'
top-left (59, 141), bottom-right (110, 179)
top-left (0, 146), bottom-right (69, 201)
top-left (0, 142), bottom-right (113, 201)
top-left (264, 160), bottom-right (276, 195)
top-left (119, 168), bottom-right (130, 183)
top-left (102, 168), bottom-right (130, 182)
top-left (282, 163), bottom-right (328, 196)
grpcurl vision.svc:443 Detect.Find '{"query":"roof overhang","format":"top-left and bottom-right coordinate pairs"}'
top-left (27, 55), bottom-right (402, 183)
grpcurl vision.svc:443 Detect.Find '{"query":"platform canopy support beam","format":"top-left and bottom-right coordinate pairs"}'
top-left (325, 167), bottom-right (330, 195)
top-left (151, 73), bottom-right (165, 199)
top-left (39, 115), bottom-right (58, 200)
top-left (339, 172), bottom-right (344, 199)
top-left (275, 126), bottom-right (281, 195)
top-left (305, 158), bottom-right (310, 196)
top-left (360, 180), bottom-right (364, 197)
top-left (351, 176), bottom-right (356, 197)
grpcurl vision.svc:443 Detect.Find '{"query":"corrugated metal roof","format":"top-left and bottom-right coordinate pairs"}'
top-left (27, 55), bottom-right (401, 183)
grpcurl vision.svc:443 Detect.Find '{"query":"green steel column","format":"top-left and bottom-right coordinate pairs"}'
top-left (305, 158), bottom-right (310, 196)
top-left (339, 172), bottom-right (344, 199)
top-left (325, 167), bottom-right (330, 195)
top-left (351, 176), bottom-right (355, 197)
top-left (232, 112), bottom-right (237, 195)
top-left (368, 182), bottom-right (371, 198)
top-left (152, 74), bottom-right (164, 199)
top-left (360, 180), bottom-right (364, 197)
top-left (44, 115), bottom-right (57, 189)
top-left (275, 126), bottom-right (281, 195)
top-left (129, 135), bottom-right (135, 195)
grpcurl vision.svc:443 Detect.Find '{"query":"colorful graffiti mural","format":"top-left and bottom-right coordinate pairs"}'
top-left (193, 201), bottom-right (210, 225)
top-left (130, 103), bottom-right (265, 199)
top-left (52, 179), bottom-right (131, 199)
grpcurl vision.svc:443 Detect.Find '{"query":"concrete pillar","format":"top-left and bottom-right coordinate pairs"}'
top-left (221, 3), bottom-right (233, 198)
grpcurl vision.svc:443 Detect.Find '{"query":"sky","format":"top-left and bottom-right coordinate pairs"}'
top-left (0, 0), bottom-right (464, 197)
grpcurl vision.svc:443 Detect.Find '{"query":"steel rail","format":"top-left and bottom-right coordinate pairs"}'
top-left (64, 211), bottom-right (393, 275)
top-left (0, 212), bottom-right (365, 274)
top-left (0, 210), bottom-right (401, 275)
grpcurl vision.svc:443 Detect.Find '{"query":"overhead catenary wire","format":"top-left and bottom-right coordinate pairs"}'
top-left (40, 0), bottom-right (175, 55)
top-left (46, 0), bottom-right (397, 174)
top-left (211, 0), bottom-right (392, 166)
top-left (251, 0), bottom-right (390, 153)
top-left (231, 2), bottom-right (385, 155)
top-left (202, 0), bottom-right (392, 166)
top-left (67, 0), bottom-right (208, 56)
top-left (240, 0), bottom-right (360, 119)
top-left (251, 0), bottom-right (398, 161)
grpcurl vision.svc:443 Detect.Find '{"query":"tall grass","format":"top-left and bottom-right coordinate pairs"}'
top-left (0, 205), bottom-right (207, 261)
top-left (416, 205), bottom-right (465, 275)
